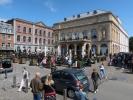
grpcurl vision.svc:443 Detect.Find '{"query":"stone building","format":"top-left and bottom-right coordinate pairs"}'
top-left (7, 18), bottom-right (54, 55)
top-left (0, 21), bottom-right (14, 56)
top-left (53, 10), bottom-right (129, 58)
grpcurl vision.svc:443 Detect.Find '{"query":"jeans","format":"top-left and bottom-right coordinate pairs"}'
top-left (33, 93), bottom-right (41, 100)
top-left (92, 80), bottom-right (98, 91)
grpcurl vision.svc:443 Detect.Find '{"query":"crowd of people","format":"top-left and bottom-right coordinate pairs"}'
top-left (109, 52), bottom-right (133, 72)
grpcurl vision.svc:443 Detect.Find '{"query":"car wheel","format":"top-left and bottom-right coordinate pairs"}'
top-left (67, 89), bottom-right (75, 98)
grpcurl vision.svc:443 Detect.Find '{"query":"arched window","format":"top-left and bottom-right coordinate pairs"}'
top-left (35, 38), bottom-right (37, 44)
top-left (91, 29), bottom-right (97, 39)
top-left (23, 36), bottom-right (26, 42)
top-left (100, 44), bottom-right (108, 55)
top-left (17, 35), bottom-right (20, 42)
top-left (28, 37), bottom-right (31, 42)
top-left (39, 38), bottom-right (42, 44)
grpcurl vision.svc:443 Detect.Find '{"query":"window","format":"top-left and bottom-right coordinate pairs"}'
top-left (83, 30), bottom-right (88, 39)
top-left (8, 35), bottom-right (11, 40)
top-left (7, 43), bottom-right (11, 47)
top-left (48, 39), bottom-right (50, 44)
top-left (52, 71), bottom-right (61, 79)
top-left (2, 43), bottom-right (5, 47)
top-left (2, 34), bottom-right (5, 39)
top-left (17, 35), bottom-right (20, 42)
top-left (52, 40), bottom-right (54, 44)
top-left (43, 39), bottom-right (45, 44)
top-left (35, 29), bottom-right (38, 35)
top-left (28, 37), bottom-right (31, 42)
top-left (91, 29), bottom-right (97, 39)
top-left (35, 38), bottom-right (37, 44)
top-left (39, 38), bottom-right (42, 44)
top-left (35, 47), bottom-right (37, 52)
top-left (23, 36), bottom-right (26, 42)
top-left (48, 32), bottom-right (50, 37)
top-left (43, 31), bottom-right (46, 37)
top-left (17, 26), bottom-right (21, 32)
top-left (23, 27), bottom-right (26, 33)
top-left (29, 28), bottom-right (31, 33)
top-left (62, 72), bottom-right (73, 80)
top-left (39, 30), bottom-right (42, 36)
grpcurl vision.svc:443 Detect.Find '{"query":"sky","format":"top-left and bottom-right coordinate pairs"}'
top-left (0, 0), bottom-right (132, 36)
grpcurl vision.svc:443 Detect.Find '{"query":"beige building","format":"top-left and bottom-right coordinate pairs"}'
top-left (53, 10), bottom-right (129, 58)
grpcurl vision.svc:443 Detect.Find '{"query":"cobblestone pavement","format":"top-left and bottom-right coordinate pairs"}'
top-left (0, 61), bottom-right (133, 100)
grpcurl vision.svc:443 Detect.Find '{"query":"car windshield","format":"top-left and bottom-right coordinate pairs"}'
top-left (75, 72), bottom-right (86, 80)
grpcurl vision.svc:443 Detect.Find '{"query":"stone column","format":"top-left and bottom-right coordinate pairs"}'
top-left (57, 45), bottom-right (61, 56)
top-left (82, 43), bottom-right (86, 58)
top-left (66, 44), bottom-right (69, 55)
top-left (97, 45), bottom-right (100, 55)
top-left (74, 44), bottom-right (77, 55)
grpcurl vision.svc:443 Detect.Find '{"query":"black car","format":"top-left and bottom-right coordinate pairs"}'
top-left (0, 58), bottom-right (13, 73)
top-left (52, 68), bottom-right (90, 98)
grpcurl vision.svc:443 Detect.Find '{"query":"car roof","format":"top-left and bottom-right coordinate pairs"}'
top-left (56, 68), bottom-right (83, 74)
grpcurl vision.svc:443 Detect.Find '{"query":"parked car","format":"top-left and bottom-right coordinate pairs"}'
top-left (0, 58), bottom-right (13, 73)
top-left (51, 68), bottom-right (90, 98)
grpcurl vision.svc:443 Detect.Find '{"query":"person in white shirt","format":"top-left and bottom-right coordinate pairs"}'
top-left (99, 63), bottom-right (107, 79)
top-left (18, 67), bottom-right (29, 92)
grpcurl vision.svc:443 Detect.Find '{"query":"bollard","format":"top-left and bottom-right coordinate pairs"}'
top-left (5, 69), bottom-right (7, 79)
top-left (12, 75), bottom-right (16, 88)
top-left (63, 89), bottom-right (67, 100)
top-left (25, 79), bottom-right (28, 93)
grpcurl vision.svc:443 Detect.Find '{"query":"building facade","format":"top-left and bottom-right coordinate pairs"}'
top-left (53, 10), bottom-right (129, 57)
top-left (0, 21), bottom-right (14, 56)
top-left (7, 18), bottom-right (54, 55)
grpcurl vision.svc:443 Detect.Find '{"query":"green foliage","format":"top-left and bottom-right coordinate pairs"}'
top-left (129, 36), bottom-right (133, 52)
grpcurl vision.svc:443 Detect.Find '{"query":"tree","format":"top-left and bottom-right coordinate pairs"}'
top-left (129, 36), bottom-right (133, 52)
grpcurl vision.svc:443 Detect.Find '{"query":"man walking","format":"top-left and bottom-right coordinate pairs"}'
top-left (91, 68), bottom-right (101, 93)
top-left (18, 67), bottom-right (29, 92)
top-left (30, 72), bottom-right (43, 100)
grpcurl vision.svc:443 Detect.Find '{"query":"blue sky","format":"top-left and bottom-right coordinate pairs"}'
top-left (0, 0), bottom-right (132, 36)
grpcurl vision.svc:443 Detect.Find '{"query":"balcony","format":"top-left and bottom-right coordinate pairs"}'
top-left (59, 36), bottom-right (91, 43)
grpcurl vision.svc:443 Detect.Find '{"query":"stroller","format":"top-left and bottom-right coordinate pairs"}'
top-left (43, 84), bottom-right (56, 100)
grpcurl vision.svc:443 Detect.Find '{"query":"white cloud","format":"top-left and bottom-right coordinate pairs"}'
top-left (0, 0), bottom-right (12, 5)
top-left (0, 18), bottom-right (7, 22)
top-left (44, 0), bottom-right (57, 13)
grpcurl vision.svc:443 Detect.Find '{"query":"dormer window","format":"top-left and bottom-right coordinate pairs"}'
top-left (93, 10), bottom-right (97, 14)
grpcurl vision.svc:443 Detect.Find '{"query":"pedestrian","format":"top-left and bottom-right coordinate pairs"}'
top-left (99, 63), bottom-right (107, 79)
top-left (30, 72), bottom-right (43, 100)
top-left (41, 57), bottom-right (47, 67)
top-left (45, 74), bottom-right (54, 86)
top-left (74, 85), bottom-right (89, 100)
top-left (91, 68), bottom-right (101, 93)
top-left (18, 67), bottom-right (29, 92)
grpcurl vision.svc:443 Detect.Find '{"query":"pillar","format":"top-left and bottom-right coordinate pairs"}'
top-left (74, 44), bottom-right (77, 55)
top-left (82, 43), bottom-right (86, 58)
top-left (97, 45), bottom-right (100, 55)
top-left (66, 44), bottom-right (69, 55)
top-left (57, 45), bottom-right (61, 56)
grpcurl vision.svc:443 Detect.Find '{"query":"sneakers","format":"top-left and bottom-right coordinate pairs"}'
top-left (94, 91), bottom-right (97, 93)
top-left (94, 89), bottom-right (99, 93)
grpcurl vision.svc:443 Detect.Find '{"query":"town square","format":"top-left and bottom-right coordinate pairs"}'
top-left (0, 0), bottom-right (133, 100)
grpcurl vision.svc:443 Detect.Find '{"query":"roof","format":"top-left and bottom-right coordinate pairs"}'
top-left (58, 68), bottom-right (83, 74)
top-left (55, 10), bottom-right (111, 24)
